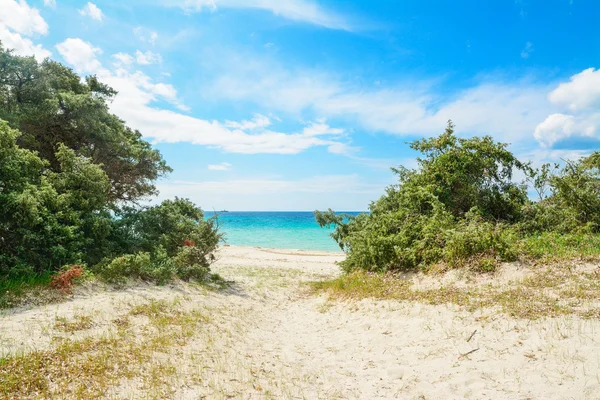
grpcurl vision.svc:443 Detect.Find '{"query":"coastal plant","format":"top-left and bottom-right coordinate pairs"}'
top-left (316, 121), bottom-right (600, 273)
top-left (0, 44), bottom-right (222, 287)
top-left (50, 265), bottom-right (85, 294)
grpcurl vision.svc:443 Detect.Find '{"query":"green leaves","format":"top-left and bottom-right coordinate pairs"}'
top-left (0, 44), bottom-right (171, 204)
top-left (316, 121), bottom-right (598, 274)
top-left (0, 45), bottom-right (221, 282)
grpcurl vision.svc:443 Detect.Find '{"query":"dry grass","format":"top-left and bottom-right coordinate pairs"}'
top-left (311, 263), bottom-right (600, 320)
top-left (54, 314), bottom-right (95, 333)
top-left (0, 298), bottom-right (209, 399)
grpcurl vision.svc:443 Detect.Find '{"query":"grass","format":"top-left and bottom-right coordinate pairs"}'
top-left (0, 298), bottom-right (209, 399)
top-left (0, 269), bottom-right (231, 311)
top-left (311, 232), bottom-right (600, 320)
top-left (522, 232), bottom-right (600, 263)
top-left (311, 263), bottom-right (600, 320)
top-left (54, 314), bottom-right (95, 333)
top-left (0, 272), bottom-right (61, 309)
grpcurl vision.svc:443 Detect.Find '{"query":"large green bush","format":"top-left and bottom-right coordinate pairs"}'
top-left (100, 199), bottom-right (223, 282)
top-left (0, 43), bottom-right (221, 283)
top-left (0, 121), bottom-right (112, 274)
top-left (317, 122), bottom-right (599, 273)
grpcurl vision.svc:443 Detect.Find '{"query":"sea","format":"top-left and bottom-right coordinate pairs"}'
top-left (203, 211), bottom-right (363, 252)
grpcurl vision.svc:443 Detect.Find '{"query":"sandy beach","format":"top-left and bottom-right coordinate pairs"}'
top-left (2, 246), bottom-right (600, 399)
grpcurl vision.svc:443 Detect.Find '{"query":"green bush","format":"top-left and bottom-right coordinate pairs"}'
top-left (98, 250), bottom-right (175, 284)
top-left (0, 45), bottom-right (222, 284)
top-left (442, 213), bottom-right (519, 270)
top-left (317, 121), bottom-right (600, 273)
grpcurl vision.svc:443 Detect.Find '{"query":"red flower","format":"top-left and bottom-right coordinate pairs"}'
top-left (183, 238), bottom-right (196, 247)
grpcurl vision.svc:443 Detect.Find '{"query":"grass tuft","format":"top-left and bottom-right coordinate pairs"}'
top-left (0, 297), bottom-right (209, 399)
top-left (311, 264), bottom-right (600, 320)
top-left (54, 315), bottom-right (94, 333)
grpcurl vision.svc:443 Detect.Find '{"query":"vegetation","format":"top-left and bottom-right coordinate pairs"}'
top-left (316, 121), bottom-right (600, 273)
top-left (0, 43), bottom-right (221, 298)
top-left (311, 263), bottom-right (600, 320)
top-left (0, 298), bottom-right (208, 399)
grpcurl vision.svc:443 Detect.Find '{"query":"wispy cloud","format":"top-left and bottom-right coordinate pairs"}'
top-left (208, 162), bottom-right (232, 171)
top-left (55, 38), bottom-right (352, 155)
top-left (134, 27), bottom-right (158, 45)
top-left (155, 174), bottom-right (387, 210)
top-left (135, 50), bottom-right (162, 65)
top-left (204, 51), bottom-right (555, 144)
top-left (79, 2), bottom-right (104, 21)
top-left (520, 41), bottom-right (533, 59)
top-left (166, 174), bottom-right (382, 195)
top-left (178, 0), bottom-right (352, 30)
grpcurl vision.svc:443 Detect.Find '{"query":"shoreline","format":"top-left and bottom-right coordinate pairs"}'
top-left (218, 244), bottom-right (345, 256)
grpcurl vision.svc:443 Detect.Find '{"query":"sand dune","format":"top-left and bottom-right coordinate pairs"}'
top-left (1, 246), bottom-right (599, 399)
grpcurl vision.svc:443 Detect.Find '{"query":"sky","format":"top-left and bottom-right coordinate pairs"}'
top-left (1, 0), bottom-right (599, 211)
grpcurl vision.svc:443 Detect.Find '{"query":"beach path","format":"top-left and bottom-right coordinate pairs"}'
top-left (1, 246), bottom-right (599, 399)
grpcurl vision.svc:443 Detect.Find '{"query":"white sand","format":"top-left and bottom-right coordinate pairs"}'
top-left (1, 246), bottom-right (600, 399)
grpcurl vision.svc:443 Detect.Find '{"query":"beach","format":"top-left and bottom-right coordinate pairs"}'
top-left (2, 245), bottom-right (599, 399)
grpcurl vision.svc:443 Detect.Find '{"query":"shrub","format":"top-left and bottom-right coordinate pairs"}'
top-left (172, 246), bottom-right (212, 281)
top-left (50, 265), bottom-right (85, 294)
top-left (316, 122), bottom-right (597, 274)
top-left (442, 213), bottom-right (519, 270)
top-left (98, 198), bottom-right (222, 282)
top-left (98, 250), bottom-right (175, 285)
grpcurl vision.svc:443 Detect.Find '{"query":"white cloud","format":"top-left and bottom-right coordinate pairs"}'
top-left (179, 0), bottom-right (350, 30)
top-left (206, 55), bottom-right (553, 144)
top-left (0, 0), bottom-right (50, 60)
top-left (43, 0), bottom-right (56, 7)
top-left (208, 162), bottom-right (232, 171)
top-left (548, 68), bottom-right (600, 111)
top-left (224, 114), bottom-right (271, 130)
top-left (55, 38), bottom-right (351, 155)
top-left (302, 120), bottom-right (344, 136)
top-left (134, 27), bottom-right (158, 45)
top-left (135, 50), bottom-right (162, 65)
top-left (113, 51), bottom-right (163, 67)
top-left (534, 68), bottom-right (600, 147)
top-left (113, 52), bottom-right (134, 65)
top-left (0, 0), bottom-right (48, 35)
top-left (79, 2), bottom-right (103, 21)
top-left (56, 38), bottom-right (103, 73)
top-left (520, 42), bottom-right (533, 59)
top-left (0, 26), bottom-right (51, 60)
top-left (534, 114), bottom-right (576, 147)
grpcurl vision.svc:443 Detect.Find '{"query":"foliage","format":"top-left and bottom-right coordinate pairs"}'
top-left (97, 251), bottom-right (175, 284)
top-left (0, 120), bottom-right (112, 274)
top-left (0, 44), bottom-right (171, 204)
top-left (317, 121), bottom-right (600, 273)
top-left (98, 198), bottom-right (223, 282)
top-left (0, 43), bottom-right (221, 287)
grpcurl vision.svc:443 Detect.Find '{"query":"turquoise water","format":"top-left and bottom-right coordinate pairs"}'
top-left (204, 212), bottom-right (362, 252)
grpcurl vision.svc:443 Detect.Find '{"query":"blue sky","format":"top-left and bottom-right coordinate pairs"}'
top-left (1, 0), bottom-right (599, 210)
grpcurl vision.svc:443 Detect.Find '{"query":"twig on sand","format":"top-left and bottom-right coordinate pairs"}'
top-left (459, 348), bottom-right (480, 360)
top-left (466, 329), bottom-right (477, 343)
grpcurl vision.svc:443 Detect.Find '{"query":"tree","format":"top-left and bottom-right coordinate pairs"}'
top-left (0, 120), bottom-right (111, 274)
top-left (0, 43), bottom-right (171, 204)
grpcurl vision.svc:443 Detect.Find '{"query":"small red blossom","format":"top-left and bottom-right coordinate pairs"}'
top-left (183, 238), bottom-right (196, 247)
